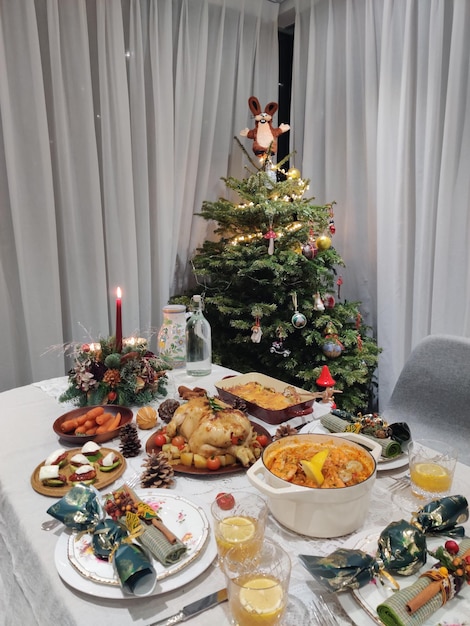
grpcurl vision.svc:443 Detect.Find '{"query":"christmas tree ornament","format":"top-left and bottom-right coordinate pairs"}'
top-left (291, 292), bottom-right (307, 328)
top-left (251, 317), bottom-right (263, 343)
top-left (316, 365), bottom-right (336, 387)
top-left (263, 157), bottom-right (277, 186)
top-left (286, 167), bottom-right (301, 180)
top-left (313, 292), bottom-right (325, 311)
top-left (322, 338), bottom-right (343, 358)
top-left (323, 292), bottom-right (336, 309)
top-left (315, 233), bottom-right (332, 251)
top-left (301, 242), bottom-right (317, 259)
top-left (328, 219), bottom-right (336, 234)
top-left (324, 320), bottom-right (337, 335)
top-left (357, 334), bottom-right (363, 351)
top-left (239, 96), bottom-right (290, 158)
top-left (270, 326), bottom-right (291, 357)
top-left (337, 275), bottom-right (343, 298)
top-left (264, 217), bottom-right (277, 255)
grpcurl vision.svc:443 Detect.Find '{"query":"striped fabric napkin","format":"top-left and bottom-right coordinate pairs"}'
top-left (320, 413), bottom-right (403, 458)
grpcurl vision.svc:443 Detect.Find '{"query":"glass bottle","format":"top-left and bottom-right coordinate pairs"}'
top-left (186, 295), bottom-right (211, 376)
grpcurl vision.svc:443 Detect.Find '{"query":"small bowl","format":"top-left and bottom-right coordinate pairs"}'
top-left (53, 405), bottom-right (133, 445)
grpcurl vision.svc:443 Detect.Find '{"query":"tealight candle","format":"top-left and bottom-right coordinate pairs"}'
top-left (123, 337), bottom-right (147, 348)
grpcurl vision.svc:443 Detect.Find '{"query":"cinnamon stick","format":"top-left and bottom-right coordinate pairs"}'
top-left (406, 546), bottom-right (470, 615)
top-left (123, 484), bottom-right (179, 544)
top-left (405, 578), bottom-right (446, 614)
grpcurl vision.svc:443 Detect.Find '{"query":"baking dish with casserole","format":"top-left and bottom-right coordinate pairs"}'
top-left (215, 372), bottom-right (316, 425)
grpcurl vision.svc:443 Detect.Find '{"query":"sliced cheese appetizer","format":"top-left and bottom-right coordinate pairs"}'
top-left (69, 453), bottom-right (90, 466)
top-left (74, 464), bottom-right (95, 475)
top-left (44, 448), bottom-right (67, 466)
top-left (39, 465), bottom-right (60, 481)
top-left (81, 441), bottom-right (101, 455)
top-left (99, 451), bottom-right (121, 472)
top-left (39, 464), bottom-right (66, 486)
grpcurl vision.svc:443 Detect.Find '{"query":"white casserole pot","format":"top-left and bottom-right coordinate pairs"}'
top-left (246, 432), bottom-right (382, 538)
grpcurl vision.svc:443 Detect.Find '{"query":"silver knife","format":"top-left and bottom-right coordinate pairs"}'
top-left (148, 588), bottom-right (228, 626)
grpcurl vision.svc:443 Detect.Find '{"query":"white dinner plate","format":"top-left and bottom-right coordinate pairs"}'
top-left (338, 528), bottom-right (470, 625)
top-left (298, 422), bottom-right (409, 471)
top-left (54, 490), bottom-right (217, 599)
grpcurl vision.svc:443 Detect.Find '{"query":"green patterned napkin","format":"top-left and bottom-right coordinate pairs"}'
top-left (320, 413), bottom-right (402, 458)
top-left (138, 523), bottom-right (187, 566)
top-left (376, 537), bottom-right (470, 626)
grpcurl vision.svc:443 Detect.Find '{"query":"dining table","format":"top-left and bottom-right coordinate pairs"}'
top-left (1, 363), bottom-right (469, 626)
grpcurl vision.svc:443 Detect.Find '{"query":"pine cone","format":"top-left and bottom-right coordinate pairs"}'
top-left (119, 423), bottom-right (142, 457)
top-left (158, 399), bottom-right (180, 423)
top-left (140, 452), bottom-right (174, 488)
top-left (273, 424), bottom-right (298, 440)
top-left (103, 368), bottom-right (121, 387)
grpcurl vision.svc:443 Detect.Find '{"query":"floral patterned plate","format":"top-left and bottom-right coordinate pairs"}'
top-left (59, 490), bottom-right (212, 595)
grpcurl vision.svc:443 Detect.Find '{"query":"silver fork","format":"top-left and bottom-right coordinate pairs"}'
top-left (310, 594), bottom-right (342, 625)
top-left (389, 474), bottom-right (410, 492)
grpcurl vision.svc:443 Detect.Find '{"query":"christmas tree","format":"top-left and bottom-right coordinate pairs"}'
top-left (176, 141), bottom-right (380, 413)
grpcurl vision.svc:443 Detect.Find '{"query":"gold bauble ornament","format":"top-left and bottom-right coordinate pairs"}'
top-left (136, 405), bottom-right (158, 429)
top-left (315, 234), bottom-right (332, 251)
top-left (287, 167), bottom-right (301, 179)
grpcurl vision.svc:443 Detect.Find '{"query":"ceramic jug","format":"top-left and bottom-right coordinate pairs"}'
top-left (157, 304), bottom-right (187, 368)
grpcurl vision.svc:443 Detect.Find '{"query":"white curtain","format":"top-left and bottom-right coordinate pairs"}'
top-left (0, 0), bottom-right (279, 392)
top-left (290, 0), bottom-right (470, 408)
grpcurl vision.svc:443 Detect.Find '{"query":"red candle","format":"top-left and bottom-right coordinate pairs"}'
top-left (115, 287), bottom-right (122, 353)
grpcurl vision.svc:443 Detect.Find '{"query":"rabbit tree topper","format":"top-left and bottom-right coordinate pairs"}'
top-left (240, 96), bottom-right (290, 160)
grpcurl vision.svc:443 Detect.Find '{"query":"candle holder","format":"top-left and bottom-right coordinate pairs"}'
top-left (59, 336), bottom-right (168, 407)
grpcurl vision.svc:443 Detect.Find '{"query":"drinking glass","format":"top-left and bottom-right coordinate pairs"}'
top-left (211, 491), bottom-right (267, 566)
top-left (408, 439), bottom-right (458, 499)
top-left (224, 538), bottom-right (291, 626)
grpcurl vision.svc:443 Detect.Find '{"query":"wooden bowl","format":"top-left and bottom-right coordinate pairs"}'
top-left (53, 405), bottom-right (133, 445)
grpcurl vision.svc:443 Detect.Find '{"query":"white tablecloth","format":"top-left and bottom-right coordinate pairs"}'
top-left (0, 364), bottom-right (468, 626)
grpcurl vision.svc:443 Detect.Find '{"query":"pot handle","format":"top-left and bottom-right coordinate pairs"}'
top-left (333, 431), bottom-right (382, 462)
top-left (246, 459), bottom-right (307, 498)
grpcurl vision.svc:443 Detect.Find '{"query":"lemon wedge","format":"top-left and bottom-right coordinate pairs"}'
top-left (300, 449), bottom-right (330, 485)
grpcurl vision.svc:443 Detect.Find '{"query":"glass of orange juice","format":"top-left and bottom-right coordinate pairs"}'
top-left (211, 491), bottom-right (267, 567)
top-left (224, 539), bottom-right (291, 626)
top-left (408, 439), bottom-right (458, 499)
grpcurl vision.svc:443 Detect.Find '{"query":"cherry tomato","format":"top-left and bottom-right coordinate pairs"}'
top-left (256, 434), bottom-right (269, 447)
top-left (464, 555), bottom-right (470, 565)
top-left (154, 433), bottom-right (167, 447)
top-left (445, 540), bottom-right (460, 555)
top-left (171, 435), bottom-right (185, 449)
top-left (231, 435), bottom-right (242, 445)
top-left (207, 456), bottom-right (222, 471)
top-left (216, 492), bottom-right (235, 510)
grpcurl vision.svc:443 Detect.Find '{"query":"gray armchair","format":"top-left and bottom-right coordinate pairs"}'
top-left (382, 334), bottom-right (470, 466)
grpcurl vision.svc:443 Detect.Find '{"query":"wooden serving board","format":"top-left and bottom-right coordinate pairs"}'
top-left (31, 447), bottom-right (126, 497)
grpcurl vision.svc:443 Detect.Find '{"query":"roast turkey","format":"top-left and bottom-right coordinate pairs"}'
top-left (165, 396), bottom-right (258, 466)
